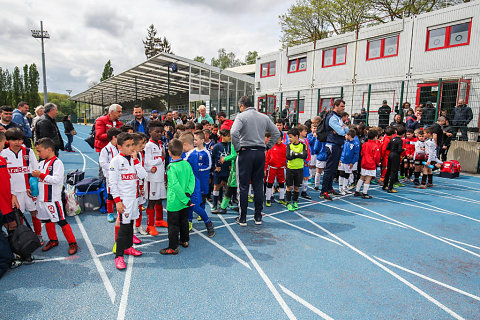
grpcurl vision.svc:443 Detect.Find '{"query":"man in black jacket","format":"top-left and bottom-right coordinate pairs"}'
top-left (422, 101), bottom-right (436, 127)
top-left (451, 99), bottom-right (473, 141)
top-left (378, 100), bottom-right (391, 129)
top-left (35, 103), bottom-right (64, 155)
top-left (127, 105), bottom-right (150, 136)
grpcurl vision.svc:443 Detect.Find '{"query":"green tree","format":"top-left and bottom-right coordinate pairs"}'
top-left (28, 64), bottom-right (41, 107)
top-left (159, 37), bottom-right (173, 54)
top-left (0, 68), bottom-right (11, 106)
top-left (193, 56), bottom-right (206, 63)
top-left (23, 64), bottom-right (30, 103)
top-left (245, 51), bottom-right (259, 64)
top-left (143, 24), bottom-right (174, 59)
top-left (12, 66), bottom-right (23, 106)
top-left (100, 60), bottom-right (114, 82)
top-left (211, 48), bottom-right (242, 69)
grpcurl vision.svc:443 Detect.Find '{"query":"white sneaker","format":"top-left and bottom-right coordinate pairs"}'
top-left (137, 226), bottom-right (148, 235)
top-left (133, 226), bottom-right (138, 234)
top-left (339, 189), bottom-right (347, 196)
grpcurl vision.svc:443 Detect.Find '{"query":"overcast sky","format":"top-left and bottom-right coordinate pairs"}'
top-left (0, 0), bottom-right (291, 96)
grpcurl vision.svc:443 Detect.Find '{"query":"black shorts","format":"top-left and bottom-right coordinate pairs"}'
top-left (286, 168), bottom-right (303, 187)
top-left (213, 172), bottom-right (229, 185)
top-left (402, 158), bottom-right (414, 166)
top-left (414, 159), bottom-right (424, 166)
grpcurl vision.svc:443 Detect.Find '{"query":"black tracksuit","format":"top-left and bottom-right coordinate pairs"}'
top-left (384, 136), bottom-right (404, 190)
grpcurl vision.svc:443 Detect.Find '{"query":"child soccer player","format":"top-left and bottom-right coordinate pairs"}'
top-left (313, 134), bottom-right (327, 190)
top-left (276, 119), bottom-right (289, 144)
top-left (380, 126), bottom-right (395, 184)
top-left (355, 130), bottom-right (381, 199)
top-left (180, 132), bottom-right (215, 237)
top-left (297, 124), bottom-right (312, 200)
top-left (416, 127), bottom-right (439, 189)
top-left (383, 126), bottom-right (405, 193)
top-left (265, 132), bottom-right (287, 207)
top-left (285, 128), bottom-right (308, 211)
top-left (307, 124), bottom-right (318, 182)
top-left (109, 133), bottom-right (146, 270)
top-left (214, 139), bottom-right (238, 214)
top-left (99, 127), bottom-right (121, 223)
top-left (211, 129), bottom-right (231, 211)
top-left (402, 129), bottom-right (417, 182)
top-left (194, 131), bottom-right (212, 214)
top-left (203, 129), bottom-right (215, 151)
top-left (349, 127), bottom-right (361, 188)
top-left (210, 124), bottom-right (219, 144)
top-left (413, 130), bottom-right (426, 185)
top-left (160, 139), bottom-right (195, 255)
top-left (144, 120), bottom-right (168, 237)
top-left (1, 128), bottom-right (42, 243)
top-left (338, 129), bottom-right (356, 195)
top-left (32, 138), bottom-right (78, 255)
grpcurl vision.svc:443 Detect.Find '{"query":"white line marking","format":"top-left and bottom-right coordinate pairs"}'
top-left (34, 256), bottom-right (69, 263)
top-left (72, 146), bottom-right (86, 172)
top-left (340, 199), bottom-right (480, 258)
top-left (375, 256), bottom-right (480, 302)
top-left (278, 284), bottom-right (334, 320)
top-left (75, 215), bottom-right (116, 303)
top-left (295, 212), bottom-right (465, 320)
top-left (435, 183), bottom-right (480, 193)
top-left (408, 188), bottom-right (480, 205)
top-left (117, 255), bottom-right (134, 320)
top-left (218, 215), bottom-right (297, 320)
top-left (441, 237), bottom-right (480, 251)
top-left (192, 227), bottom-right (251, 269)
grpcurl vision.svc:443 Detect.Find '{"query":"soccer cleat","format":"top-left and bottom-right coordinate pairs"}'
top-left (112, 242), bottom-right (117, 254)
top-left (287, 203), bottom-right (295, 211)
top-left (394, 182), bottom-right (405, 187)
top-left (107, 213), bottom-right (115, 223)
top-left (248, 195), bottom-right (254, 203)
top-left (354, 191), bottom-right (362, 197)
top-left (146, 226), bottom-right (159, 236)
top-left (234, 217), bottom-right (247, 226)
top-left (329, 189), bottom-right (340, 196)
top-left (210, 206), bottom-right (219, 214)
top-left (132, 234), bottom-right (142, 244)
top-left (42, 240), bottom-right (59, 252)
top-left (278, 199), bottom-right (287, 206)
top-left (124, 247), bottom-right (142, 256)
top-left (206, 222), bottom-right (215, 237)
top-left (413, 180), bottom-right (420, 186)
top-left (339, 190), bottom-right (347, 196)
top-left (38, 235), bottom-right (44, 246)
top-left (156, 220), bottom-right (168, 228)
top-left (68, 243), bottom-right (78, 255)
top-left (361, 193), bottom-right (373, 199)
top-left (314, 186), bottom-right (320, 191)
top-left (254, 217), bottom-right (262, 225)
top-left (115, 256), bottom-right (126, 270)
top-left (301, 191), bottom-right (312, 200)
top-left (265, 200), bottom-right (271, 207)
top-left (320, 192), bottom-right (333, 201)
top-left (160, 247), bottom-right (179, 255)
top-left (387, 189), bottom-right (398, 193)
top-left (197, 215), bottom-right (203, 221)
top-left (399, 175), bottom-right (405, 179)
top-left (216, 208), bottom-right (227, 214)
top-left (189, 222), bottom-right (193, 231)
top-left (382, 186), bottom-right (388, 191)
top-left (292, 202), bottom-right (299, 210)
top-left (137, 226), bottom-right (148, 235)
top-left (415, 184), bottom-right (427, 189)
top-left (426, 183), bottom-right (434, 188)
top-left (227, 205), bottom-right (239, 212)
top-left (179, 241), bottom-right (189, 248)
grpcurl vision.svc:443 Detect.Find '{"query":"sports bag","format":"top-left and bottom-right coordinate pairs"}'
top-left (66, 169), bottom-right (85, 185)
top-left (8, 209), bottom-right (41, 260)
top-left (0, 226), bottom-right (13, 278)
top-left (75, 177), bottom-right (103, 192)
top-left (440, 160), bottom-right (461, 178)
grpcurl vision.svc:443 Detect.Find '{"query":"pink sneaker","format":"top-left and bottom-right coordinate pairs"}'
top-left (132, 234), bottom-right (142, 244)
top-left (115, 257), bottom-right (126, 270)
top-left (124, 247), bottom-right (142, 256)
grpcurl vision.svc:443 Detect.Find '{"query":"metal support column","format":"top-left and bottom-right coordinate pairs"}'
top-left (115, 84), bottom-right (118, 104)
top-left (399, 81), bottom-right (405, 117)
top-left (167, 67), bottom-right (170, 111)
top-left (366, 84), bottom-right (372, 126)
top-left (435, 78), bottom-right (442, 122)
top-left (296, 91), bottom-right (300, 125)
top-left (280, 92), bottom-right (283, 117)
top-left (101, 90), bottom-right (104, 107)
top-left (264, 94), bottom-right (268, 114)
top-left (135, 77), bottom-right (138, 104)
top-left (340, 87), bottom-right (344, 99)
top-left (227, 77), bottom-right (230, 118)
top-left (317, 88), bottom-right (321, 116)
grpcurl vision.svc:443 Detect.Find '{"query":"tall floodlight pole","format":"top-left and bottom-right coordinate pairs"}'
top-left (31, 21), bottom-right (50, 105)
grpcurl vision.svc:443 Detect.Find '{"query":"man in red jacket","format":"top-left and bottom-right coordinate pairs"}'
top-left (354, 129), bottom-right (381, 199)
top-left (94, 104), bottom-right (123, 152)
top-left (217, 112), bottom-right (233, 131)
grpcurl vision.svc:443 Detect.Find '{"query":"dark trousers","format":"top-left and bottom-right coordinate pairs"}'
top-left (452, 126), bottom-right (468, 141)
top-left (384, 154), bottom-right (401, 190)
top-left (237, 148), bottom-right (265, 222)
top-left (321, 144), bottom-right (342, 193)
top-left (116, 221), bottom-right (134, 258)
top-left (167, 208), bottom-right (189, 250)
top-left (439, 146), bottom-right (450, 162)
top-left (65, 134), bottom-right (73, 151)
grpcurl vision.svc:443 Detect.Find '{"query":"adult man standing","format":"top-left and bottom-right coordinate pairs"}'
top-left (0, 106), bottom-right (20, 133)
top-left (406, 108), bottom-right (423, 130)
top-left (128, 105), bottom-right (149, 135)
top-left (12, 101), bottom-right (33, 147)
top-left (197, 105), bottom-right (214, 124)
top-left (172, 111), bottom-right (183, 125)
top-left (150, 109), bottom-right (158, 121)
top-left (217, 111), bottom-right (233, 131)
top-left (378, 100), bottom-right (391, 129)
top-left (231, 96), bottom-right (279, 226)
top-left (35, 103), bottom-right (64, 155)
top-left (451, 99), bottom-right (473, 141)
top-left (95, 104), bottom-right (123, 152)
top-left (163, 111), bottom-right (176, 129)
top-left (422, 101), bottom-right (436, 127)
top-left (320, 99), bottom-right (349, 201)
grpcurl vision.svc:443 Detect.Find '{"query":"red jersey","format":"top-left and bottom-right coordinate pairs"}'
top-left (265, 143), bottom-right (287, 170)
top-left (361, 140), bottom-right (381, 170)
top-left (381, 135), bottom-right (393, 159)
top-left (402, 137), bottom-right (417, 157)
top-left (0, 156), bottom-right (13, 216)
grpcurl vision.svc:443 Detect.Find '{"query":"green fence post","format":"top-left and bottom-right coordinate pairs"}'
top-left (317, 88), bottom-right (321, 116)
top-left (399, 81), bottom-right (405, 117)
top-left (280, 92), bottom-right (283, 117)
top-left (435, 78), bottom-right (442, 122)
top-left (340, 87), bottom-right (344, 99)
top-left (264, 94), bottom-right (268, 114)
top-left (366, 84), bottom-right (372, 126)
top-left (296, 91), bottom-right (300, 125)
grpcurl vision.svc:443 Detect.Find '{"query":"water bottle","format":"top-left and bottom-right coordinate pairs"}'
top-left (29, 176), bottom-right (39, 197)
top-left (422, 161), bottom-right (434, 169)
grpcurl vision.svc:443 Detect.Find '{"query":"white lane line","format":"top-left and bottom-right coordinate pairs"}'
top-left (73, 146), bottom-right (86, 172)
top-left (436, 183), bottom-right (480, 193)
top-left (75, 215), bottom-right (116, 303)
top-left (373, 195), bottom-right (452, 215)
top-left (441, 237), bottom-right (480, 251)
top-left (34, 256), bottom-right (69, 263)
top-left (278, 284), bottom-right (334, 320)
top-left (408, 188), bottom-right (480, 205)
top-left (218, 215), bottom-right (297, 320)
top-left (375, 256), bottom-right (480, 302)
top-left (295, 212), bottom-right (465, 320)
top-left (340, 199), bottom-right (480, 258)
top-left (117, 254), bottom-right (134, 320)
top-left (192, 227), bottom-right (251, 270)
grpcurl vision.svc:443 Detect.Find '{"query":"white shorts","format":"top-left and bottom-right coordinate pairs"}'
top-left (352, 162), bottom-right (358, 171)
top-left (147, 181), bottom-right (167, 201)
top-left (361, 169), bottom-right (377, 177)
top-left (138, 182), bottom-right (147, 205)
top-left (119, 198), bottom-right (139, 224)
top-left (37, 201), bottom-right (65, 222)
top-left (316, 160), bottom-right (326, 169)
top-left (13, 191), bottom-right (36, 213)
top-left (309, 154), bottom-right (317, 166)
top-left (339, 163), bottom-right (353, 174)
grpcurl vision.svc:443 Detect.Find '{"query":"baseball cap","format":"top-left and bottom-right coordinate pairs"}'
top-left (151, 109), bottom-right (157, 113)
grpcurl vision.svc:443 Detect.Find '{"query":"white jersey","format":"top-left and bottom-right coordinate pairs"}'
top-left (38, 156), bottom-right (64, 203)
top-left (108, 154), bottom-right (147, 202)
top-left (414, 140), bottom-right (426, 159)
top-left (144, 140), bottom-right (165, 183)
top-left (99, 142), bottom-right (119, 181)
top-left (1, 147), bottom-right (38, 193)
top-left (425, 138), bottom-right (438, 162)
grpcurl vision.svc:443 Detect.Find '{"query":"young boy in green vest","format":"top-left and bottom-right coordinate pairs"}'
top-left (286, 128), bottom-right (308, 211)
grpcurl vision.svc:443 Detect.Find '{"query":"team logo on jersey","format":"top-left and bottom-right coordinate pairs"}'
top-left (152, 192), bottom-right (156, 195)
top-left (48, 166), bottom-right (53, 171)
top-left (48, 205), bottom-right (55, 213)
top-left (23, 155), bottom-right (29, 160)
top-left (121, 173), bottom-right (138, 180)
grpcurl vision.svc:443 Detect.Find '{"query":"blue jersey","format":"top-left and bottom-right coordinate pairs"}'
top-left (313, 140), bottom-right (327, 161)
top-left (307, 133), bottom-right (317, 152)
top-left (182, 149), bottom-right (202, 204)
top-left (196, 147), bottom-right (212, 194)
top-left (340, 139), bottom-right (356, 165)
top-left (204, 140), bottom-right (215, 153)
top-left (352, 136), bottom-right (360, 164)
top-left (212, 142), bottom-right (231, 175)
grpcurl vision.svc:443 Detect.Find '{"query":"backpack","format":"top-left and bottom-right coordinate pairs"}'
top-left (0, 227), bottom-right (13, 279)
top-left (8, 209), bottom-right (42, 260)
top-left (316, 112), bottom-right (331, 142)
top-left (440, 160), bottom-right (461, 178)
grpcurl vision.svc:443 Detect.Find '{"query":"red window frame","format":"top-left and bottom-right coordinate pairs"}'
top-left (286, 99), bottom-right (305, 114)
top-left (425, 21), bottom-right (472, 51)
top-left (287, 57), bottom-right (307, 73)
top-left (322, 46), bottom-right (347, 68)
top-left (260, 61), bottom-right (276, 78)
top-left (366, 35), bottom-right (399, 61)
top-left (257, 95), bottom-right (276, 114)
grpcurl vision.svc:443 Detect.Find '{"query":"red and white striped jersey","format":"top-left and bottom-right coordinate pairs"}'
top-left (38, 156), bottom-right (64, 202)
top-left (108, 153), bottom-right (147, 203)
top-left (1, 147), bottom-right (38, 193)
top-left (144, 140), bottom-right (165, 183)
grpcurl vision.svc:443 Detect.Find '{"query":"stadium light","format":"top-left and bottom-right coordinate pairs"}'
top-left (31, 21), bottom-right (50, 105)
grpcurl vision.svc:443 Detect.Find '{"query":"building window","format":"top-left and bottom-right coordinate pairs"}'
top-left (258, 95), bottom-right (276, 114)
top-left (426, 21), bottom-right (471, 51)
top-left (367, 35), bottom-right (399, 60)
top-left (288, 57), bottom-right (307, 73)
top-left (286, 98), bottom-right (305, 113)
top-left (260, 61), bottom-right (275, 78)
top-left (323, 46), bottom-right (347, 67)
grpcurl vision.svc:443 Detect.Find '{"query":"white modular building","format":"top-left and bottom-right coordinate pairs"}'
top-left (255, 1), bottom-right (480, 128)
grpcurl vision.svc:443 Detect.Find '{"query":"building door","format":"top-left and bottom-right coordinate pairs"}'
top-left (415, 80), bottom-right (469, 119)
top-left (258, 95), bottom-right (276, 115)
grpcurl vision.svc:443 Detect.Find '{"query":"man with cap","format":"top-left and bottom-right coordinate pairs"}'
top-left (378, 100), bottom-right (391, 129)
top-left (150, 109), bottom-right (158, 121)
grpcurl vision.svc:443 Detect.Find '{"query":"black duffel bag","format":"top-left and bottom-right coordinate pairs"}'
top-left (66, 169), bottom-right (85, 185)
top-left (0, 215), bottom-right (13, 278)
top-left (76, 177), bottom-right (103, 192)
top-left (8, 209), bottom-right (42, 261)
